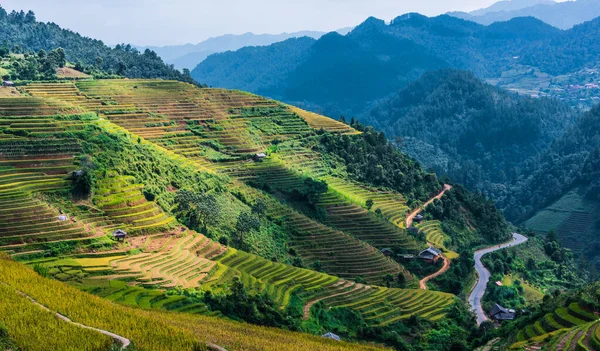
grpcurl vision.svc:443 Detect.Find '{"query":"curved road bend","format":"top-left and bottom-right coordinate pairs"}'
top-left (468, 233), bottom-right (528, 325)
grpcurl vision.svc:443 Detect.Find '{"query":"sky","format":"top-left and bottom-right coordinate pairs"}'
top-left (1, 0), bottom-right (526, 46)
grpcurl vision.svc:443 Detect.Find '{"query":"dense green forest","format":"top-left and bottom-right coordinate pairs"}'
top-left (192, 14), bottom-right (598, 117)
top-left (363, 69), bottom-right (577, 203)
top-left (503, 104), bottom-right (600, 222)
top-left (0, 7), bottom-right (195, 83)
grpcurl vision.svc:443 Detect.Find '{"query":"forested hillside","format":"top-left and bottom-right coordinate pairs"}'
top-left (500, 104), bottom-right (600, 272)
top-left (0, 7), bottom-right (194, 83)
top-left (363, 69), bottom-right (577, 202)
top-left (504, 105), bottom-right (600, 221)
top-left (191, 14), bottom-right (600, 117)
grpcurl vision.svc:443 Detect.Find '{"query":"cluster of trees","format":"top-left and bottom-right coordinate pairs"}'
top-left (174, 190), bottom-right (221, 233)
top-left (318, 122), bottom-right (440, 203)
top-left (203, 277), bottom-right (299, 329)
top-left (431, 249), bottom-right (475, 295)
top-left (0, 7), bottom-right (197, 84)
top-left (70, 155), bottom-right (96, 199)
top-left (480, 233), bottom-right (583, 313)
top-left (429, 185), bottom-right (511, 245)
top-left (1, 47), bottom-right (69, 80)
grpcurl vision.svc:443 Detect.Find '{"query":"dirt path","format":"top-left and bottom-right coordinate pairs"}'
top-left (302, 281), bottom-right (365, 320)
top-left (405, 184), bottom-right (452, 228)
top-left (2, 282), bottom-right (131, 349)
top-left (419, 251), bottom-right (451, 290)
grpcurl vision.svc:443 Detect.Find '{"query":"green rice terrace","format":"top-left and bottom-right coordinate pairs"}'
top-left (0, 79), bottom-right (460, 338)
top-left (516, 301), bottom-right (598, 342)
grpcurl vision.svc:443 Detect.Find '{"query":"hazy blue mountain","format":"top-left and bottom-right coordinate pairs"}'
top-left (139, 28), bottom-right (352, 70)
top-left (468, 0), bottom-right (554, 17)
top-left (450, 0), bottom-right (600, 29)
top-left (192, 15), bottom-right (565, 117)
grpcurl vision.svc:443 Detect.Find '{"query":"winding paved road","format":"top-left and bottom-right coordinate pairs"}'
top-left (468, 233), bottom-right (528, 325)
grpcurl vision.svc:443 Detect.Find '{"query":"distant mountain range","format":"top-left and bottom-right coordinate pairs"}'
top-left (192, 14), bottom-right (600, 117)
top-left (449, 0), bottom-right (600, 29)
top-left (137, 28), bottom-right (352, 70)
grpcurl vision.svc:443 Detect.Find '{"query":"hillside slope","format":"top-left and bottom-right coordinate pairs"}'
top-left (0, 253), bottom-right (386, 351)
top-left (506, 104), bottom-right (600, 271)
top-left (363, 69), bottom-right (577, 203)
top-left (0, 78), bottom-right (511, 349)
top-left (0, 7), bottom-right (193, 83)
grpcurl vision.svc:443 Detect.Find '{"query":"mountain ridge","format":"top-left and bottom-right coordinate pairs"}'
top-left (449, 0), bottom-right (600, 29)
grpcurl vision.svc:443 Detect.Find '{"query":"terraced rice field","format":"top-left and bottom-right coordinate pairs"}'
top-left (415, 221), bottom-right (459, 259)
top-left (111, 232), bottom-right (219, 288)
top-left (94, 174), bottom-right (176, 232)
top-left (0, 100), bottom-right (99, 251)
top-left (517, 302), bottom-right (599, 342)
top-left (322, 176), bottom-right (410, 228)
top-left (287, 105), bottom-right (360, 135)
top-left (21, 80), bottom-right (415, 283)
top-left (542, 320), bottom-right (600, 351)
top-left (2, 80), bottom-right (459, 328)
top-left (308, 280), bottom-right (455, 325)
top-left (39, 232), bottom-right (454, 325)
top-left (224, 157), bottom-right (419, 254)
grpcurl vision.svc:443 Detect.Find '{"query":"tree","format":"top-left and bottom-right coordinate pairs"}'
top-left (397, 273), bottom-right (406, 288)
top-left (251, 199), bottom-right (267, 216)
top-left (175, 190), bottom-right (221, 232)
top-left (71, 155), bottom-right (96, 199)
top-left (303, 178), bottom-right (328, 205)
top-left (95, 56), bottom-right (103, 68)
top-left (117, 59), bottom-right (126, 75)
top-left (365, 199), bottom-right (374, 211)
top-left (233, 212), bottom-right (261, 248)
top-left (24, 10), bottom-right (35, 23)
top-left (383, 274), bottom-right (395, 288)
top-left (182, 68), bottom-right (191, 77)
top-left (48, 48), bottom-right (66, 68)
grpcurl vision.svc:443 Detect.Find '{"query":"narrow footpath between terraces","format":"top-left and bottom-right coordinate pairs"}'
top-left (468, 233), bottom-right (528, 325)
top-left (2, 281), bottom-right (229, 351)
top-left (1, 281), bottom-right (131, 349)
